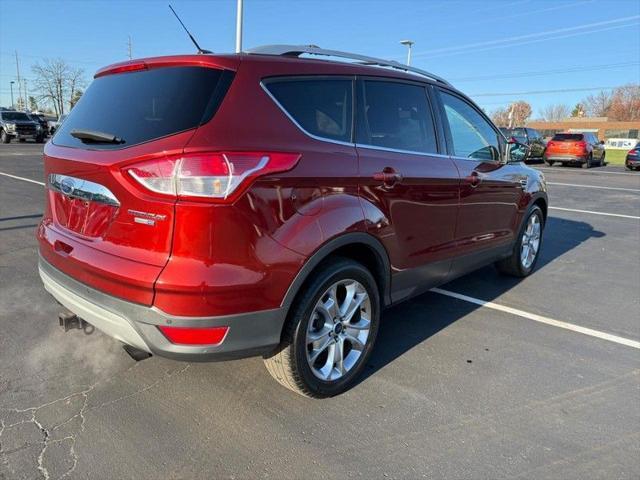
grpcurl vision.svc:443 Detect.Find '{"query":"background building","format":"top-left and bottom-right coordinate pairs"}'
top-left (527, 117), bottom-right (640, 144)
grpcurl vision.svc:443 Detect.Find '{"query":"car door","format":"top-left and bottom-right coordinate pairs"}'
top-left (527, 128), bottom-right (544, 158)
top-left (355, 78), bottom-right (460, 302)
top-left (434, 88), bottom-right (527, 278)
top-left (589, 133), bottom-right (605, 160)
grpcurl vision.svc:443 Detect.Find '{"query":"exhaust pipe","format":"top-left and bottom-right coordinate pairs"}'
top-left (122, 344), bottom-right (152, 362)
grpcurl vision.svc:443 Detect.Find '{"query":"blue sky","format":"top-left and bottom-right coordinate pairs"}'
top-left (1, 0), bottom-right (639, 117)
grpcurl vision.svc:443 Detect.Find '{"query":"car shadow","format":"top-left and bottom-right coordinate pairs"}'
top-left (0, 213), bottom-right (42, 222)
top-left (0, 214), bottom-right (43, 232)
top-left (355, 216), bottom-right (605, 385)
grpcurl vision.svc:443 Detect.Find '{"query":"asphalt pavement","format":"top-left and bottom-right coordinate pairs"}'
top-left (1, 143), bottom-right (638, 479)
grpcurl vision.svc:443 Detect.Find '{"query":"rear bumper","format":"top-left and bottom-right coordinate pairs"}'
top-left (544, 154), bottom-right (587, 163)
top-left (39, 256), bottom-right (286, 361)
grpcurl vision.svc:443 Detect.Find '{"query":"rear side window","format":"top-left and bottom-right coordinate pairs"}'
top-left (264, 78), bottom-right (353, 143)
top-left (54, 66), bottom-right (231, 150)
top-left (552, 133), bottom-right (584, 141)
top-left (357, 80), bottom-right (437, 154)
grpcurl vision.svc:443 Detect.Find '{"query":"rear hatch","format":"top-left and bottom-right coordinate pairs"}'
top-left (547, 133), bottom-right (585, 156)
top-left (39, 56), bottom-right (237, 305)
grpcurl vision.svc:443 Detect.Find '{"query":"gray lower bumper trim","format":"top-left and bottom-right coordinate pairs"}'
top-left (38, 257), bottom-right (287, 361)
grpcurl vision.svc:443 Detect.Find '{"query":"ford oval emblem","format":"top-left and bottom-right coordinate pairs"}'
top-left (60, 177), bottom-right (75, 195)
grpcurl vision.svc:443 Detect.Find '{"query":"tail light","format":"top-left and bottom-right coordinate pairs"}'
top-left (547, 141), bottom-right (555, 147)
top-left (124, 151), bottom-right (301, 203)
top-left (628, 149), bottom-right (637, 155)
top-left (158, 325), bottom-right (229, 345)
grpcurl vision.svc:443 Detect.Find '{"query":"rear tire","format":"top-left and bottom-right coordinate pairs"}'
top-left (495, 206), bottom-right (544, 278)
top-left (264, 258), bottom-right (380, 398)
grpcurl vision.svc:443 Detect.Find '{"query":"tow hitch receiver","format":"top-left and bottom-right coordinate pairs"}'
top-left (58, 311), bottom-right (86, 332)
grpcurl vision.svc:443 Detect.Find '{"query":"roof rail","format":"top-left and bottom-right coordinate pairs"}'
top-left (246, 44), bottom-right (451, 86)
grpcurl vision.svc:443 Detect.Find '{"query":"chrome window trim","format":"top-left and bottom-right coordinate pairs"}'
top-left (449, 155), bottom-right (501, 164)
top-left (355, 143), bottom-right (447, 158)
top-left (48, 174), bottom-right (120, 207)
top-left (259, 80), bottom-right (356, 148)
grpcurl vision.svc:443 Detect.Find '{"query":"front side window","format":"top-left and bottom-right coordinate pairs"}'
top-left (439, 90), bottom-right (501, 161)
top-left (265, 78), bottom-right (353, 143)
top-left (356, 80), bottom-right (437, 154)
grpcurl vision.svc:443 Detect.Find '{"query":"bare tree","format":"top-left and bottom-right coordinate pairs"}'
top-left (31, 59), bottom-right (86, 116)
top-left (583, 90), bottom-right (613, 117)
top-left (607, 84), bottom-right (640, 121)
top-left (490, 107), bottom-right (510, 127)
top-left (491, 100), bottom-right (532, 127)
top-left (510, 101), bottom-right (532, 126)
top-left (540, 103), bottom-right (570, 121)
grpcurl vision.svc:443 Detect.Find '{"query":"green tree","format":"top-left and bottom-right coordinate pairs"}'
top-left (28, 96), bottom-right (39, 111)
top-left (571, 104), bottom-right (584, 117)
top-left (70, 89), bottom-right (83, 109)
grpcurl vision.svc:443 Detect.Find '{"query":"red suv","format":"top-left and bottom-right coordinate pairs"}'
top-left (38, 45), bottom-right (547, 397)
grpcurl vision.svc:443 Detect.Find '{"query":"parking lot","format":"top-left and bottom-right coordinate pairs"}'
top-left (0, 142), bottom-right (638, 479)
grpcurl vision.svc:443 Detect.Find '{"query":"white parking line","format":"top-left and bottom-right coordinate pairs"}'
top-left (432, 288), bottom-right (640, 350)
top-left (547, 182), bottom-right (640, 193)
top-left (0, 172), bottom-right (45, 186)
top-left (549, 206), bottom-right (640, 220)
top-left (536, 167), bottom-right (639, 176)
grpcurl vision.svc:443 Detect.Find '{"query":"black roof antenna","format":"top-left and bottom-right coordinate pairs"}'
top-left (168, 4), bottom-right (212, 54)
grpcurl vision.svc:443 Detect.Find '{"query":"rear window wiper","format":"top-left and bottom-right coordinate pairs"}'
top-left (70, 129), bottom-right (125, 144)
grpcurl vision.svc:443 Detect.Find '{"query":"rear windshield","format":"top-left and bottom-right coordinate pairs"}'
top-left (54, 66), bottom-right (230, 150)
top-left (2, 112), bottom-right (31, 121)
top-left (552, 133), bottom-right (583, 141)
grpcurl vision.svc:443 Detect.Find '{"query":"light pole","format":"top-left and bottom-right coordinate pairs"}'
top-left (235, 0), bottom-right (243, 53)
top-left (400, 40), bottom-right (414, 65)
top-left (10, 81), bottom-right (15, 108)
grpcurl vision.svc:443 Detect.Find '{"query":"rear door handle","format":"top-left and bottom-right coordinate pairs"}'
top-left (373, 168), bottom-right (402, 188)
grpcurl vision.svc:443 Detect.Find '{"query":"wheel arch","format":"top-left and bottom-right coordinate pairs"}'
top-left (280, 232), bottom-right (392, 315)
top-left (531, 194), bottom-right (548, 224)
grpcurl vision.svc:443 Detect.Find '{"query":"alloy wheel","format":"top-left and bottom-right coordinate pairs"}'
top-left (305, 279), bottom-right (371, 381)
top-left (520, 214), bottom-right (541, 269)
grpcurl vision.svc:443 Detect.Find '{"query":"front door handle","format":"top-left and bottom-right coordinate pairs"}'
top-left (466, 171), bottom-right (482, 188)
top-left (373, 167), bottom-right (402, 188)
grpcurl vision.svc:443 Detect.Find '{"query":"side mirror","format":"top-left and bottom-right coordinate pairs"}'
top-left (507, 138), bottom-right (530, 163)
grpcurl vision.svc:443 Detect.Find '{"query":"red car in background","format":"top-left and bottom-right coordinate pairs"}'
top-left (544, 132), bottom-right (606, 168)
top-left (37, 45), bottom-right (548, 397)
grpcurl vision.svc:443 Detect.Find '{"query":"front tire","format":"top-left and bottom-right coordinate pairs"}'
top-left (264, 258), bottom-right (380, 398)
top-left (495, 206), bottom-right (544, 277)
top-left (0, 130), bottom-right (10, 144)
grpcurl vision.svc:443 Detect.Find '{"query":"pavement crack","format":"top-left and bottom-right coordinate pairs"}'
top-left (0, 361), bottom-right (190, 479)
top-left (90, 363), bottom-right (191, 412)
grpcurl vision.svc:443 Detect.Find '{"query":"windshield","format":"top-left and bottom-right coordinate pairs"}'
top-left (54, 66), bottom-right (228, 150)
top-left (1, 112), bottom-right (31, 121)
